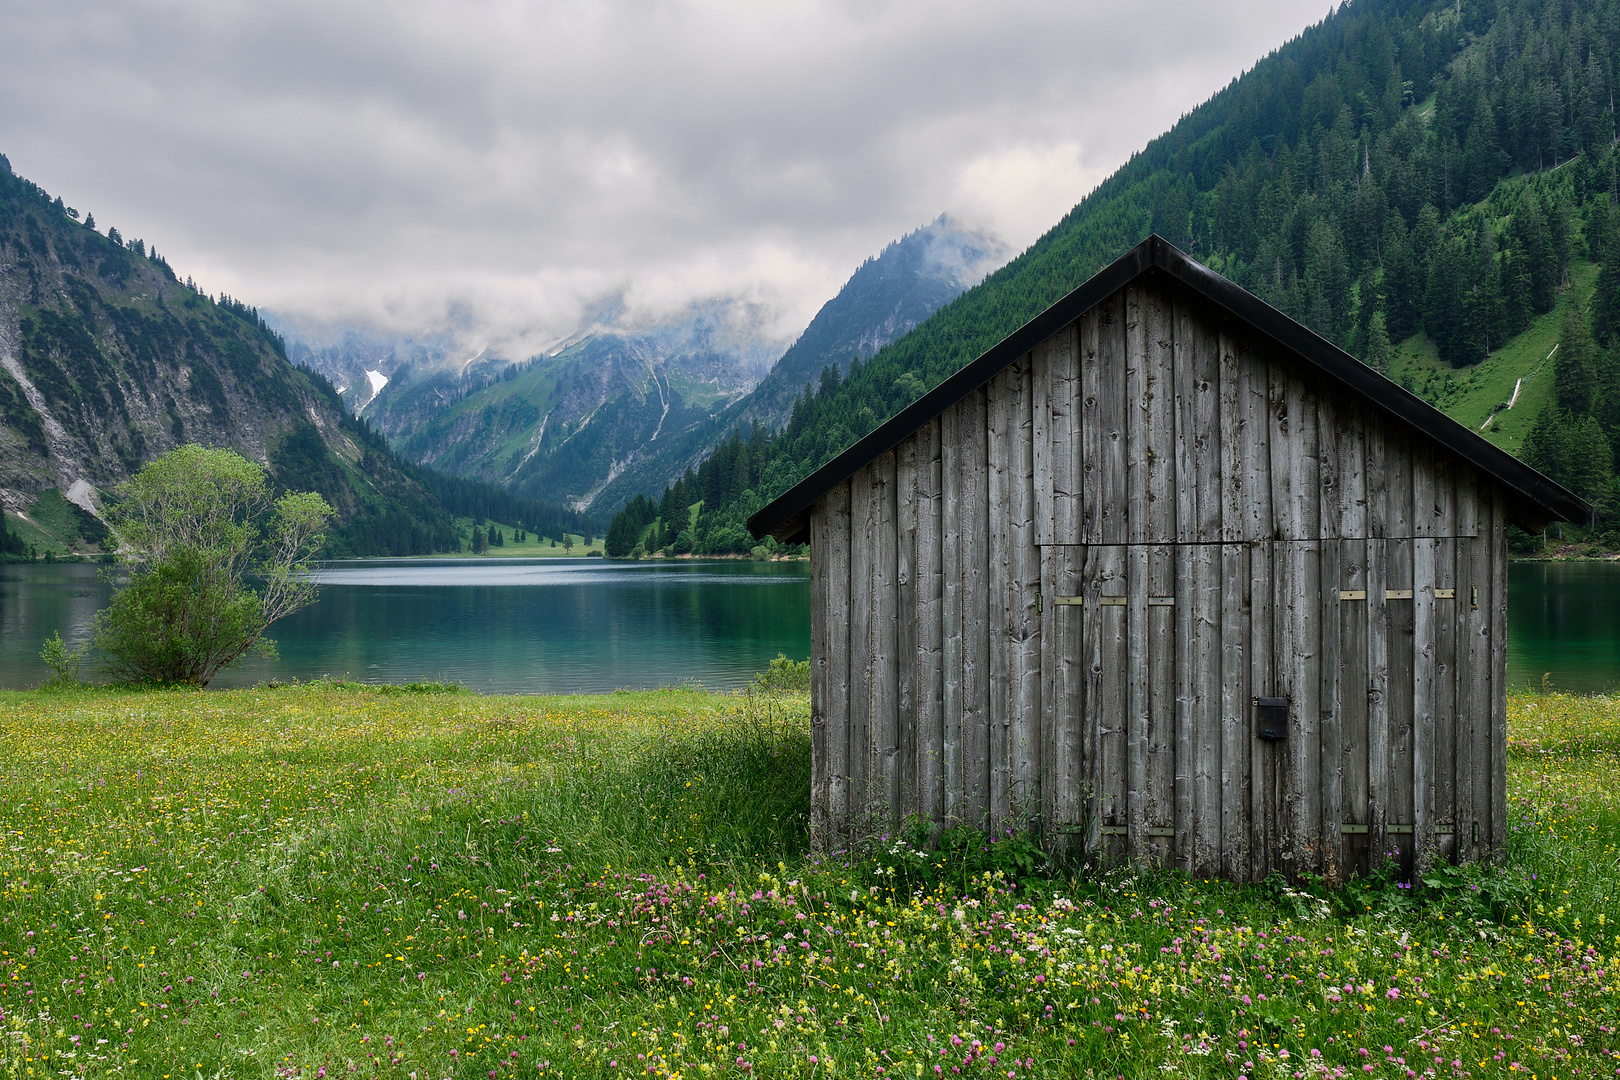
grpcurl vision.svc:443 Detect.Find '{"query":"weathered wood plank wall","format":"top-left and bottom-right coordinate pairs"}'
top-left (805, 273), bottom-right (1507, 880)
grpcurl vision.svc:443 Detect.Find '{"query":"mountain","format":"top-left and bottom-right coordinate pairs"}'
top-left (327, 215), bottom-right (1001, 514)
top-left (576, 216), bottom-right (1004, 513)
top-left (734, 215), bottom-right (1006, 431)
top-left (610, 0), bottom-right (1620, 556)
top-left (271, 322), bottom-right (455, 415)
top-left (0, 154), bottom-right (587, 557)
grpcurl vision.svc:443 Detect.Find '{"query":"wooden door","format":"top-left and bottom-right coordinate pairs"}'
top-left (1043, 542), bottom-right (1265, 878)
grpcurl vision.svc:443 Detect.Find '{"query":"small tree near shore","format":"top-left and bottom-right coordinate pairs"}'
top-left (91, 445), bottom-right (333, 686)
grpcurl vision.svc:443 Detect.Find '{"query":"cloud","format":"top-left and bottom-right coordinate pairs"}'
top-left (0, 0), bottom-right (1331, 356)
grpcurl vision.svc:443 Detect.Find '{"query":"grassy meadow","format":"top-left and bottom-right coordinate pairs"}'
top-left (0, 685), bottom-right (1615, 1080)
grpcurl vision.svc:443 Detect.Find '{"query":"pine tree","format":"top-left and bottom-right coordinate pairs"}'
top-left (1365, 309), bottom-right (1393, 371)
top-left (1555, 305), bottom-right (1600, 414)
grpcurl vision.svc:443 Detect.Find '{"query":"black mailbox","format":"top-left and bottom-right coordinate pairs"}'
top-left (1255, 696), bottom-right (1289, 740)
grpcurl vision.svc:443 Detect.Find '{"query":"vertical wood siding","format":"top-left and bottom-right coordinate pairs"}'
top-left (808, 274), bottom-right (1507, 880)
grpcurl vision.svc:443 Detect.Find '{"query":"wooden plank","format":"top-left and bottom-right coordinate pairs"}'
top-left (887, 446), bottom-right (913, 829)
top-left (1174, 538), bottom-right (1198, 871)
top-left (1102, 290), bottom-right (1130, 545)
top-left (1317, 394), bottom-right (1340, 542)
top-left (1388, 539), bottom-right (1416, 881)
top-left (848, 465), bottom-right (876, 824)
top-left (916, 420), bottom-right (945, 835)
top-left (1095, 545), bottom-right (1129, 862)
top-left (1489, 494), bottom-right (1508, 854)
top-left (1192, 303), bottom-right (1222, 544)
top-left (1044, 322), bottom-right (1080, 545)
top-left (1473, 523), bottom-right (1495, 858)
top-left (1458, 532), bottom-right (1485, 863)
top-left (941, 405), bottom-right (965, 827)
top-left (988, 370), bottom-right (1013, 832)
top-left (823, 481), bottom-right (853, 839)
top-left (1456, 464), bottom-right (1480, 538)
top-left (1366, 412), bottom-right (1389, 540)
top-left (897, 437), bottom-right (920, 824)
top-left (1080, 306), bottom-right (1105, 545)
top-left (1009, 359), bottom-right (1043, 836)
top-left (1340, 534), bottom-right (1371, 878)
top-left (1366, 534), bottom-right (1391, 858)
top-left (1192, 540), bottom-right (1221, 876)
top-left (1171, 290), bottom-right (1197, 522)
top-left (1219, 330), bottom-right (1245, 543)
top-left (1144, 279), bottom-right (1177, 544)
top-left (1413, 437), bottom-right (1440, 538)
top-left (1040, 544), bottom-right (1057, 845)
top-left (1032, 336), bottom-right (1053, 547)
top-left (1126, 283), bottom-right (1151, 545)
top-left (1290, 363), bottom-right (1322, 540)
top-left (1219, 542), bottom-right (1250, 879)
top-left (809, 501), bottom-right (832, 848)
top-left (1147, 543), bottom-right (1175, 867)
top-left (1249, 541), bottom-right (1275, 881)
top-left (1410, 441), bottom-right (1438, 868)
top-left (1127, 543), bottom-right (1151, 861)
top-left (1240, 336), bottom-right (1273, 542)
top-left (960, 390), bottom-right (992, 828)
top-left (1049, 544), bottom-right (1085, 857)
top-left (1433, 533), bottom-right (1459, 863)
top-left (1387, 426), bottom-right (1413, 541)
top-left (1081, 544), bottom-right (1105, 856)
top-left (1337, 401), bottom-right (1368, 542)
top-left (1320, 536), bottom-right (1343, 883)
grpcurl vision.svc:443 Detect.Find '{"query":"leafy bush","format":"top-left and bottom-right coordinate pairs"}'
top-left (37, 631), bottom-right (87, 689)
top-left (750, 654), bottom-right (810, 692)
top-left (89, 445), bottom-right (332, 686)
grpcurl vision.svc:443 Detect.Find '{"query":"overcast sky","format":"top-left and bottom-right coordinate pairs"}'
top-left (1, 0), bottom-right (1330, 358)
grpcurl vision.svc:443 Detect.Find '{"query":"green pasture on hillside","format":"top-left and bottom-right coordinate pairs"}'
top-left (1386, 261), bottom-right (1598, 458)
top-left (0, 686), bottom-right (1614, 1078)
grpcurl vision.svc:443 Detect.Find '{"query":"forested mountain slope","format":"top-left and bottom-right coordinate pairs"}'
top-left (363, 303), bottom-right (777, 513)
top-left (611, 0), bottom-right (1620, 556)
top-left (0, 155), bottom-right (587, 556)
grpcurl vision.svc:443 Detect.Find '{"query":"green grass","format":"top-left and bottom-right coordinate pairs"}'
top-left (2, 509), bottom-right (69, 558)
top-left (1385, 261), bottom-right (1597, 458)
top-left (0, 686), bottom-right (1615, 1078)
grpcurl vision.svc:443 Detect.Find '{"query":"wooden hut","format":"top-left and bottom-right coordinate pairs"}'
top-left (747, 235), bottom-right (1588, 883)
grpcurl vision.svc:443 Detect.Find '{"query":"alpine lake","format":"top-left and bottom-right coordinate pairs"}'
top-left (1, 555), bottom-right (1616, 694)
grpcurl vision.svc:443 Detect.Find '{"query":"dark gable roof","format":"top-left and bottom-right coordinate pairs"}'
top-left (749, 235), bottom-right (1591, 544)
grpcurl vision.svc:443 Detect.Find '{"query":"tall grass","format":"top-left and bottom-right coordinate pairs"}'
top-left (0, 684), bottom-right (1614, 1079)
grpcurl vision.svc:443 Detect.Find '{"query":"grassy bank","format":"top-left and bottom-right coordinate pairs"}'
top-left (0, 686), bottom-right (1615, 1079)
